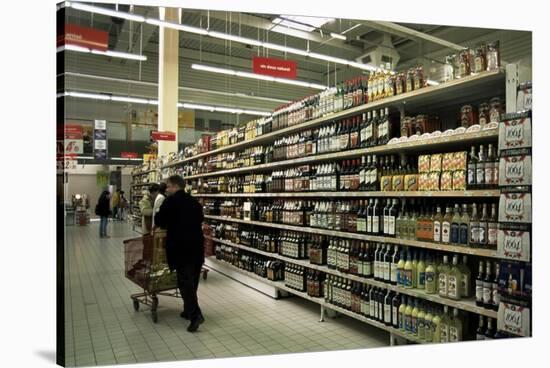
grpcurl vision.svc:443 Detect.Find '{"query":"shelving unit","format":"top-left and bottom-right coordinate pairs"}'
top-left (130, 165), bottom-right (161, 233)
top-left (194, 190), bottom-right (500, 198)
top-left (208, 236), bottom-right (497, 318)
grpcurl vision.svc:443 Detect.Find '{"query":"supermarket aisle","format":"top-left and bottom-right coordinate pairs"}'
top-left (64, 221), bottom-right (389, 367)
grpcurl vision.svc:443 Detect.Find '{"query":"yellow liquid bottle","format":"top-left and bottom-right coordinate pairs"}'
top-left (417, 251), bottom-right (426, 290)
top-left (417, 302), bottom-right (426, 340)
top-left (404, 297), bottom-right (413, 333)
top-left (411, 299), bottom-right (419, 336)
top-left (432, 308), bottom-right (441, 343)
top-left (424, 306), bottom-right (434, 342)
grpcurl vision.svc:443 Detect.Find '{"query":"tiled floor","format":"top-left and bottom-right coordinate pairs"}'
top-left (64, 220), bottom-right (389, 367)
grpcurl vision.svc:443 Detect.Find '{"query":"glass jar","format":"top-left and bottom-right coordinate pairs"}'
top-left (474, 45), bottom-right (487, 73)
top-left (395, 73), bottom-right (405, 95)
top-left (406, 69), bottom-right (415, 92)
top-left (401, 116), bottom-right (413, 137)
top-left (459, 48), bottom-right (472, 77)
top-left (460, 105), bottom-right (476, 128)
top-left (414, 66), bottom-right (424, 90)
top-left (489, 97), bottom-right (503, 123)
top-left (478, 103), bottom-right (490, 127)
top-left (415, 115), bottom-right (429, 135)
top-left (486, 41), bottom-right (500, 71)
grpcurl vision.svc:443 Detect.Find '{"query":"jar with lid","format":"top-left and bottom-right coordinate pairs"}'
top-left (474, 45), bottom-right (487, 73)
top-left (406, 68), bottom-right (415, 92)
top-left (415, 114), bottom-right (429, 135)
top-left (486, 41), bottom-right (500, 71)
top-left (414, 66), bottom-right (424, 90)
top-left (395, 73), bottom-right (405, 95)
top-left (460, 105), bottom-right (477, 128)
top-left (489, 97), bottom-right (503, 123)
top-left (478, 103), bottom-right (490, 127)
top-left (401, 116), bottom-right (413, 137)
top-left (459, 48), bottom-right (472, 77)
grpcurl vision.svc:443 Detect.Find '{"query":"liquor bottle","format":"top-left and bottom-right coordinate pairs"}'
top-left (433, 205), bottom-right (443, 243)
top-left (439, 306), bottom-right (450, 343)
top-left (467, 146), bottom-right (477, 189)
top-left (404, 249), bottom-right (413, 289)
top-left (448, 308), bottom-right (463, 342)
top-left (350, 117), bottom-right (359, 149)
top-left (475, 261), bottom-right (484, 307)
top-left (450, 204), bottom-right (461, 245)
top-left (372, 199), bottom-right (381, 235)
top-left (482, 261), bottom-right (492, 308)
top-left (384, 290), bottom-right (393, 326)
top-left (411, 299), bottom-right (419, 336)
top-left (366, 199), bottom-right (373, 234)
top-left (372, 110), bottom-right (380, 146)
top-left (491, 262), bottom-right (500, 311)
top-left (356, 200), bottom-right (365, 233)
top-left (383, 199), bottom-right (391, 235)
top-left (459, 204), bottom-right (470, 246)
top-left (363, 111), bottom-right (373, 148)
top-left (389, 199), bottom-right (399, 237)
top-left (359, 156), bottom-right (366, 191)
top-left (442, 205), bottom-right (452, 244)
top-left (432, 307), bottom-right (442, 343)
top-left (479, 203), bottom-right (489, 247)
top-left (487, 203), bottom-right (498, 249)
top-left (477, 145), bottom-right (486, 188)
top-left (447, 255), bottom-right (462, 300)
top-left (398, 295), bottom-right (406, 330)
top-left (404, 297), bottom-right (413, 333)
top-left (485, 144), bottom-right (496, 188)
top-left (459, 255), bottom-right (472, 298)
top-left (373, 243), bottom-right (381, 281)
top-left (469, 204), bottom-right (480, 247)
top-left (390, 245), bottom-right (400, 285)
top-left (392, 292), bottom-right (401, 328)
top-left (365, 243), bottom-right (373, 278)
top-left (476, 316), bottom-right (485, 340)
top-left (417, 251), bottom-right (426, 290)
top-left (424, 306), bottom-right (434, 343)
top-left (396, 249), bottom-right (405, 287)
top-left (417, 302), bottom-right (426, 340)
top-left (384, 244), bottom-right (392, 283)
top-left (411, 250), bottom-right (418, 288)
top-left (438, 255), bottom-right (450, 298)
top-left (484, 318), bottom-right (496, 339)
top-left (370, 155), bottom-right (379, 190)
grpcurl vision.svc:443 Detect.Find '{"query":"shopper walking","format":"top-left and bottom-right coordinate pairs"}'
top-left (111, 189), bottom-right (121, 220)
top-left (118, 191), bottom-right (127, 220)
top-left (95, 190), bottom-right (111, 238)
top-left (155, 175), bottom-right (205, 332)
top-left (139, 184), bottom-right (159, 235)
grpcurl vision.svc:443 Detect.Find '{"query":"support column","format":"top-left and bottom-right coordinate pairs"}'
top-left (157, 7), bottom-right (179, 156)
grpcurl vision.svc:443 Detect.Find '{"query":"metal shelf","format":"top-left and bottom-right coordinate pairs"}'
top-left (206, 256), bottom-right (423, 343)
top-left (162, 70), bottom-right (503, 168)
top-left (193, 190), bottom-right (500, 198)
top-left (132, 168), bottom-right (159, 176)
top-left (208, 237), bottom-right (497, 319)
top-left (180, 128), bottom-right (498, 181)
top-left (204, 215), bottom-right (499, 259)
top-left (132, 183), bottom-right (154, 187)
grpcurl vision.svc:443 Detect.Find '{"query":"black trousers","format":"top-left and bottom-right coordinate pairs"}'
top-left (176, 262), bottom-right (203, 321)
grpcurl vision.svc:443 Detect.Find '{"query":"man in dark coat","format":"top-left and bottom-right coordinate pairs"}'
top-left (154, 175), bottom-right (205, 332)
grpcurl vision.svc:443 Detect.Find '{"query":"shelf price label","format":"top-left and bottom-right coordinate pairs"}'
top-left (497, 229), bottom-right (530, 262)
top-left (497, 302), bottom-right (530, 337)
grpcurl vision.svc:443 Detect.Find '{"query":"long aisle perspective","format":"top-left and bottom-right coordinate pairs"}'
top-left (64, 221), bottom-right (389, 367)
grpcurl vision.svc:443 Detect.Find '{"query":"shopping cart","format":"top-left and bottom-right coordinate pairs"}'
top-left (124, 232), bottom-right (209, 323)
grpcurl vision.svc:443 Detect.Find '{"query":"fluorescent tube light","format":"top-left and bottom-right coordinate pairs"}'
top-left (67, 91), bottom-right (110, 100)
top-left (67, 2), bottom-right (145, 22)
top-left (215, 107), bottom-right (244, 114)
top-left (192, 63), bottom-right (326, 90)
top-left (111, 96), bottom-right (149, 104)
top-left (272, 18), bottom-right (315, 32)
top-left (330, 32), bottom-right (346, 40)
top-left (208, 31), bottom-right (263, 47)
top-left (182, 103), bottom-right (215, 111)
top-left (62, 44), bottom-right (90, 53)
top-left (91, 49), bottom-right (147, 61)
top-left (145, 18), bottom-right (208, 35)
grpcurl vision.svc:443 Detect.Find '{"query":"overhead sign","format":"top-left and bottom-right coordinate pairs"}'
top-left (253, 56), bottom-right (297, 79)
top-left (178, 110), bottom-right (195, 128)
top-left (58, 24), bottom-right (109, 51)
top-left (64, 124), bottom-right (83, 154)
top-left (94, 120), bottom-right (108, 160)
top-left (121, 152), bottom-right (138, 159)
top-left (151, 131), bottom-right (176, 141)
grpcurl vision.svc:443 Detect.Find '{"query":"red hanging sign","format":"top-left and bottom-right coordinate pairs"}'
top-left (253, 56), bottom-right (297, 79)
top-left (57, 24), bottom-right (109, 51)
top-left (121, 152), bottom-right (139, 159)
top-left (64, 124), bottom-right (83, 140)
top-left (151, 131), bottom-right (176, 141)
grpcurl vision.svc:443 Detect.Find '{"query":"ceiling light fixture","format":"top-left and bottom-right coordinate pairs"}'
top-left (58, 44), bottom-right (147, 61)
top-left (191, 63), bottom-right (326, 90)
top-left (61, 91), bottom-right (272, 116)
top-left (330, 32), bottom-right (346, 40)
top-left (65, 2), bottom-right (377, 72)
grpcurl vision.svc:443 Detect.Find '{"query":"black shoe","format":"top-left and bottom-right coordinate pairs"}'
top-left (180, 311), bottom-right (189, 320)
top-left (187, 316), bottom-right (205, 332)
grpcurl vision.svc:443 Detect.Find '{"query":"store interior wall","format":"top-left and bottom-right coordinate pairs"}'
top-left (66, 164), bottom-right (134, 214)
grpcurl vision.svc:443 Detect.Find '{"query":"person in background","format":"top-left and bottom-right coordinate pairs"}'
top-left (95, 190), bottom-right (111, 238)
top-left (118, 190), bottom-right (127, 220)
top-left (111, 189), bottom-right (121, 220)
top-left (155, 175), bottom-right (205, 332)
top-left (139, 184), bottom-right (159, 235)
top-left (151, 183), bottom-right (167, 233)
